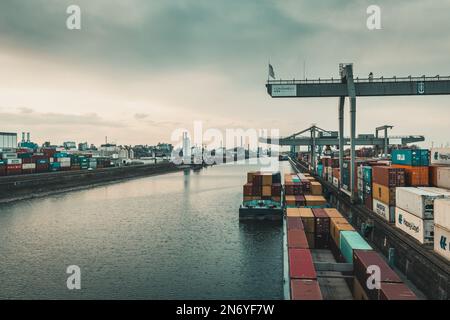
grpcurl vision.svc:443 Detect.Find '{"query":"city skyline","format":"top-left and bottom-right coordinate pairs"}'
top-left (1, 0), bottom-right (450, 146)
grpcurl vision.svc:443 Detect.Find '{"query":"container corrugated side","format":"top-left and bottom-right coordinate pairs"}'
top-left (434, 198), bottom-right (450, 230)
top-left (372, 198), bottom-right (395, 223)
top-left (290, 279), bottom-right (323, 300)
top-left (288, 248), bottom-right (316, 280)
top-left (395, 187), bottom-right (443, 219)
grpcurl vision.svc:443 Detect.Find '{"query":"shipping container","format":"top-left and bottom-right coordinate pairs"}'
top-left (372, 166), bottom-right (405, 187)
top-left (353, 278), bottom-right (369, 300)
top-left (372, 198), bottom-right (395, 223)
top-left (287, 217), bottom-right (304, 230)
top-left (330, 219), bottom-right (355, 248)
top-left (434, 225), bottom-right (450, 261)
top-left (290, 279), bottom-right (323, 300)
top-left (323, 208), bottom-right (343, 219)
top-left (6, 158), bottom-right (22, 165)
top-left (391, 164), bottom-right (429, 186)
top-left (435, 166), bottom-right (450, 189)
top-left (434, 198), bottom-right (450, 230)
top-left (418, 186), bottom-right (450, 197)
top-left (391, 149), bottom-right (430, 166)
top-left (298, 208), bottom-right (315, 233)
top-left (339, 231), bottom-right (372, 263)
top-left (353, 250), bottom-right (402, 300)
top-left (395, 187), bottom-right (443, 219)
top-left (395, 207), bottom-right (433, 244)
top-left (372, 183), bottom-right (396, 206)
top-left (430, 148), bottom-right (450, 165)
top-left (287, 229), bottom-right (309, 249)
top-left (304, 195), bottom-right (327, 206)
top-left (310, 181), bottom-right (322, 195)
top-left (288, 248), bottom-right (316, 279)
top-left (378, 283), bottom-right (417, 300)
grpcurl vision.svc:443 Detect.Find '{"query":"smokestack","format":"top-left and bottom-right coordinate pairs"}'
top-left (21, 132), bottom-right (25, 142)
top-left (27, 132), bottom-right (30, 142)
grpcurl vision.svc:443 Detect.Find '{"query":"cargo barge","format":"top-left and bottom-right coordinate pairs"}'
top-left (289, 156), bottom-right (450, 300)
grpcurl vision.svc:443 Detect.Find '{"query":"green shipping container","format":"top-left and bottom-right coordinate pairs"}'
top-left (339, 231), bottom-right (372, 263)
top-left (391, 149), bottom-right (430, 166)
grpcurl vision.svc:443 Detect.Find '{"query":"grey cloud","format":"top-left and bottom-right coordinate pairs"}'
top-left (134, 113), bottom-right (149, 120)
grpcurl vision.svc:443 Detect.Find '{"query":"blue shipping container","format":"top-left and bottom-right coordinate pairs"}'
top-left (363, 166), bottom-right (372, 183)
top-left (339, 230), bottom-right (372, 263)
top-left (391, 149), bottom-right (430, 166)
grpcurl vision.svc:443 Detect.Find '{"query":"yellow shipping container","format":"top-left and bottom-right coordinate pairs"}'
top-left (330, 219), bottom-right (355, 248)
top-left (304, 195), bottom-right (327, 206)
top-left (262, 185), bottom-right (271, 196)
top-left (324, 208), bottom-right (343, 219)
top-left (286, 208), bottom-right (300, 217)
top-left (285, 195), bottom-right (296, 206)
top-left (299, 208), bottom-right (315, 233)
top-left (372, 182), bottom-right (395, 206)
top-left (310, 181), bottom-right (322, 195)
top-left (262, 173), bottom-right (272, 186)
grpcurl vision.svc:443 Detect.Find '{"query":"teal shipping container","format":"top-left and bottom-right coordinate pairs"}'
top-left (54, 153), bottom-right (69, 158)
top-left (317, 164), bottom-right (323, 177)
top-left (49, 162), bottom-right (61, 171)
top-left (363, 166), bottom-right (372, 183)
top-left (339, 230), bottom-right (372, 263)
top-left (391, 149), bottom-right (430, 166)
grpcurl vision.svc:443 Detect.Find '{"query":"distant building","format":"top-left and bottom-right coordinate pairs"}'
top-left (63, 141), bottom-right (77, 150)
top-left (0, 132), bottom-right (17, 149)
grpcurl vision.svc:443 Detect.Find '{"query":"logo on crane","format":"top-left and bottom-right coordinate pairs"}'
top-left (418, 82), bottom-right (425, 94)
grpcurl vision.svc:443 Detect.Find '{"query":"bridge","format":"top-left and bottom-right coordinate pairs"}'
top-left (266, 63), bottom-right (450, 201)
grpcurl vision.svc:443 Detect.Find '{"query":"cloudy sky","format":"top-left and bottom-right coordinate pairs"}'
top-left (0, 0), bottom-right (449, 147)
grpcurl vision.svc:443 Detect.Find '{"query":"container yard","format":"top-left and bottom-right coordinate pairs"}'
top-left (283, 146), bottom-right (450, 300)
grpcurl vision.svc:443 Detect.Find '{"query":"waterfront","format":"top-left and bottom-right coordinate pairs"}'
top-left (0, 160), bottom-right (292, 299)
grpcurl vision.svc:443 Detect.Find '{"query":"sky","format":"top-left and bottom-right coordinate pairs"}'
top-left (0, 0), bottom-right (449, 147)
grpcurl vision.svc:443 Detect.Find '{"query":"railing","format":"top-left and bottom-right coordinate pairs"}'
top-left (267, 75), bottom-right (450, 85)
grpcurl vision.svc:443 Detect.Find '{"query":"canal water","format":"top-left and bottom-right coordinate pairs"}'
top-left (0, 160), bottom-right (293, 299)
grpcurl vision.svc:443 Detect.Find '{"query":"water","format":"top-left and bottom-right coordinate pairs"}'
top-left (0, 160), bottom-right (293, 299)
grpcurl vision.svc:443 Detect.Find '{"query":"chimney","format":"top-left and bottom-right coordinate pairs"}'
top-left (27, 132), bottom-right (30, 142)
top-left (21, 132), bottom-right (25, 142)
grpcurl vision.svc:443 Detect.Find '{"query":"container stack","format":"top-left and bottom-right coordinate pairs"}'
top-left (312, 208), bottom-right (330, 249)
top-left (371, 166), bottom-right (405, 223)
top-left (283, 173), bottom-right (326, 208)
top-left (286, 211), bottom-right (322, 300)
top-left (391, 149), bottom-right (430, 186)
top-left (395, 187), bottom-right (445, 244)
top-left (242, 171), bottom-right (282, 205)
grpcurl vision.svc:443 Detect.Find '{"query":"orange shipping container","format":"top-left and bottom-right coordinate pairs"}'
top-left (304, 195), bottom-right (327, 206)
top-left (372, 183), bottom-right (396, 206)
top-left (285, 195), bottom-right (296, 206)
top-left (298, 208), bottom-right (315, 233)
top-left (324, 208), bottom-right (344, 219)
top-left (262, 173), bottom-right (272, 186)
top-left (330, 220), bottom-right (355, 248)
top-left (286, 208), bottom-right (300, 217)
top-left (332, 168), bottom-right (340, 179)
top-left (391, 164), bottom-right (429, 186)
top-left (262, 185), bottom-right (271, 196)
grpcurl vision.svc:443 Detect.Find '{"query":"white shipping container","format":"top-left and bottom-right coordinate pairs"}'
top-left (418, 187), bottom-right (450, 197)
top-left (6, 158), bottom-right (22, 165)
top-left (436, 167), bottom-right (450, 189)
top-left (60, 162), bottom-right (71, 168)
top-left (0, 152), bottom-right (18, 159)
top-left (57, 157), bottom-right (71, 163)
top-left (396, 187), bottom-right (443, 220)
top-left (395, 207), bottom-right (434, 244)
top-left (434, 198), bottom-right (450, 230)
top-left (22, 163), bottom-right (36, 170)
top-left (434, 225), bottom-right (450, 261)
top-left (431, 148), bottom-right (450, 165)
top-left (372, 199), bottom-right (395, 223)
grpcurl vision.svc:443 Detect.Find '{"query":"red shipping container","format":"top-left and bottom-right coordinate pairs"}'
top-left (251, 183), bottom-right (261, 196)
top-left (287, 217), bottom-right (304, 230)
top-left (372, 166), bottom-right (405, 187)
top-left (312, 208), bottom-right (330, 234)
top-left (353, 250), bottom-right (402, 300)
top-left (290, 279), bottom-right (323, 300)
top-left (288, 248), bottom-right (316, 279)
top-left (271, 183), bottom-right (282, 196)
top-left (294, 195), bottom-right (305, 206)
top-left (243, 183), bottom-right (253, 196)
top-left (287, 229), bottom-right (309, 249)
top-left (364, 195), bottom-right (373, 211)
top-left (378, 283), bottom-right (417, 300)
